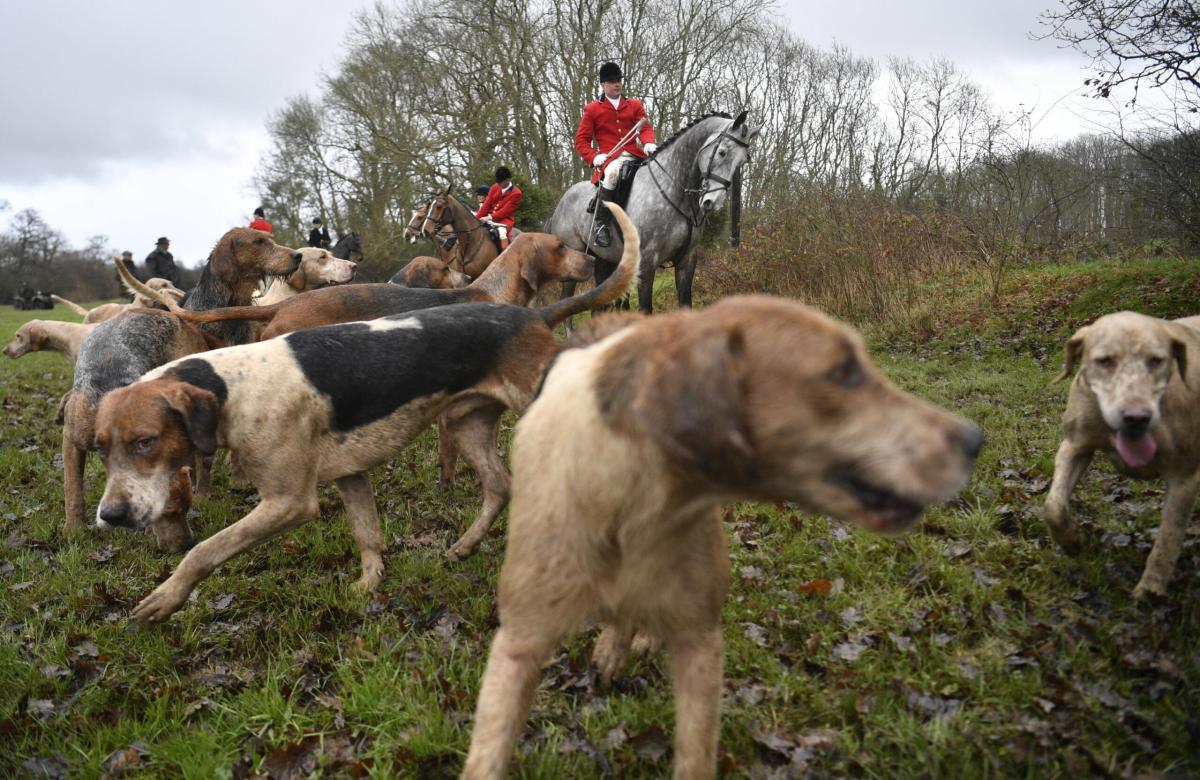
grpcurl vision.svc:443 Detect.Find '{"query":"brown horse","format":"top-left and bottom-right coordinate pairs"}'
top-left (422, 187), bottom-right (520, 279)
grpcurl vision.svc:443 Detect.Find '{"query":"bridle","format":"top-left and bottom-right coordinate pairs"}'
top-left (647, 126), bottom-right (751, 230)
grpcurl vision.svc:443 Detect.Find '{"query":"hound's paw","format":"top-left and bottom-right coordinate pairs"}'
top-left (446, 536), bottom-right (481, 562)
top-left (351, 569), bottom-right (383, 594)
top-left (1045, 521), bottom-right (1084, 556)
top-left (1132, 579), bottom-right (1168, 601)
top-left (131, 584), bottom-right (190, 623)
top-left (591, 627), bottom-right (633, 687)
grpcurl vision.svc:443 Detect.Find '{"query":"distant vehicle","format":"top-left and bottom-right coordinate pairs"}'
top-left (13, 290), bottom-right (54, 310)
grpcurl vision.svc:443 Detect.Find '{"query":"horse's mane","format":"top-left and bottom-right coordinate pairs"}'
top-left (645, 111), bottom-right (733, 161)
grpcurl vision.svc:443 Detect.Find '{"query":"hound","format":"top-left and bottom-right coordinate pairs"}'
top-left (53, 277), bottom-right (187, 324)
top-left (61, 229), bottom-right (301, 540)
top-left (1045, 311), bottom-right (1200, 598)
top-left (4, 319), bottom-right (97, 365)
top-left (90, 214), bottom-right (638, 622)
top-left (390, 256), bottom-right (470, 289)
top-left (122, 207), bottom-right (634, 486)
top-left (460, 297), bottom-right (983, 779)
top-left (123, 223), bottom-right (609, 341)
top-left (254, 246), bottom-right (357, 305)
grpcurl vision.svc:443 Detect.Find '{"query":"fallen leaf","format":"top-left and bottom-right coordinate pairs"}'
top-left (100, 742), bottom-right (147, 776)
top-left (897, 680), bottom-right (962, 719)
top-left (832, 636), bottom-right (872, 662)
top-left (888, 632), bottom-right (915, 653)
top-left (89, 546), bottom-right (116, 563)
top-left (840, 607), bottom-right (864, 627)
top-left (796, 579), bottom-right (831, 595)
top-left (21, 755), bottom-right (69, 779)
top-left (211, 593), bottom-right (235, 612)
top-left (742, 622), bottom-right (769, 647)
top-left (630, 725), bottom-right (670, 762)
top-left (944, 541), bottom-right (973, 559)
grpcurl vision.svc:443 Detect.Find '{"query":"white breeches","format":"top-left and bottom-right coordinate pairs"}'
top-left (602, 152), bottom-right (637, 190)
top-left (482, 220), bottom-right (508, 241)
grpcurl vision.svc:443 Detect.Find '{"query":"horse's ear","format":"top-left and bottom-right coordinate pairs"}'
top-left (438, 186), bottom-right (450, 196)
top-left (731, 110), bottom-right (747, 129)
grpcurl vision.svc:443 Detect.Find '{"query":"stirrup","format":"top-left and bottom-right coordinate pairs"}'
top-left (594, 222), bottom-right (612, 248)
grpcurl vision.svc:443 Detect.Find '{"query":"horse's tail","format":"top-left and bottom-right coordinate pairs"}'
top-left (537, 203), bottom-right (638, 327)
top-left (51, 295), bottom-right (90, 317)
top-left (115, 257), bottom-right (184, 313)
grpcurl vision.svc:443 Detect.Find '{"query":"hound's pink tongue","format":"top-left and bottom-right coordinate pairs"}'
top-left (1113, 432), bottom-right (1157, 468)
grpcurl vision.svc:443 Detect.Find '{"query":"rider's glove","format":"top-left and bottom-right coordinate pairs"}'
top-left (593, 153), bottom-right (608, 168)
top-left (644, 143), bottom-right (657, 155)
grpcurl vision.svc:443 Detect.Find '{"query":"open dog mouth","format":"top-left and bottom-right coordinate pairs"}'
top-left (831, 470), bottom-right (925, 532)
top-left (1111, 430), bottom-right (1157, 468)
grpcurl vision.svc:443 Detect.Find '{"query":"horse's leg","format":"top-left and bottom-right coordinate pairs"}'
top-left (591, 259), bottom-right (619, 317)
top-left (560, 280), bottom-right (578, 332)
top-left (637, 259), bottom-right (655, 315)
top-left (675, 254), bottom-right (697, 309)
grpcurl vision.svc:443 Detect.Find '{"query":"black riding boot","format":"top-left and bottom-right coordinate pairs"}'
top-left (592, 187), bottom-right (616, 248)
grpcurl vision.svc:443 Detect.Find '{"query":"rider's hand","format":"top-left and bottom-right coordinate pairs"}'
top-left (644, 143), bottom-right (657, 155)
top-left (593, 153), bottom-right (608, 168)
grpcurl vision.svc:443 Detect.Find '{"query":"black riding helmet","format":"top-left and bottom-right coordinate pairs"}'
top-left (494, 166), bottom-right (512, 183)
top-left (599, 61), bottom-right (622, 82)
top-left (475, 184), bottom-right (491, 196)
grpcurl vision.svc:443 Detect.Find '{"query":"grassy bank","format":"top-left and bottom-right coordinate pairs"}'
top-left (1, 260), bottom-right (1197, 778)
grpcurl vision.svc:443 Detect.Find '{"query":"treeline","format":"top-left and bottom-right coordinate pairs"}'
top-left (255, 0), bottom-right (1199, 283)
top-left (0, 206), bottom-right (201, 305)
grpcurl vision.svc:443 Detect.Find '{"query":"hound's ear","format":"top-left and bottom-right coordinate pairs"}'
top-left (28, 323), bottom-right (48, 350)
top-left (406, 264), bottom-right (429, 288)
top-left (637, 324), bottom-right (754, 482)
top-left (162, 383), bottom-right (220, 455)
top-left (520, 243), bottom-right (544, 291)
top-left (1168, 326), bottom-right (1189, 388)
top-left (731, 110), bottom-right (747, 129)
top-left (1053, 326), bottom-right (1088, 384)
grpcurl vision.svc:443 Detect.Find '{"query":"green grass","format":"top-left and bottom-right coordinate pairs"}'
top-left (1, 266), bottom-right (1198, 778)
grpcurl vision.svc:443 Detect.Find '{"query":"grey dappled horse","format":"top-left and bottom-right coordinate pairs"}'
top-left (546, 110), bottom-right (758, 314)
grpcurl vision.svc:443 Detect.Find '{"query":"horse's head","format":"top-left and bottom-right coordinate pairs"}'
top-left (332, 231), bottom-right (365, 263)
top-left (404, 201), bottom-right (432, 243)
top-left (696, 110), bottom-right (758, 213)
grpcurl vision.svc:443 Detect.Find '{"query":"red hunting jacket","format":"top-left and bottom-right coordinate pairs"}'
top-left (476, 183), bottom-right (523, 229)
top-left (575, 96), bottom-right (657, 183)
top-left (248, 218), bottom-right (273, 233)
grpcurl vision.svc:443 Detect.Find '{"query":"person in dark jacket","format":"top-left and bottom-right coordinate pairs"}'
top-left (308, 218), bottom-right (331, 249)
top-left (144, 237), bottom-right (179, 285)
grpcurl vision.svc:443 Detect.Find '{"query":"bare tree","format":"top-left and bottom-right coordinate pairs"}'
top-left (1039, 0), bottom-right (1200, 108)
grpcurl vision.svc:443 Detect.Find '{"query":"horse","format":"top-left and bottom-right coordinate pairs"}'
top-left (546, 110), bottom-right (757, 314)
top-left (405, 198), bottom-right (467, 271)
top-left (331, 231), bottom-right (364, 263)
top-left (421, 188), bottom-right (517, 279)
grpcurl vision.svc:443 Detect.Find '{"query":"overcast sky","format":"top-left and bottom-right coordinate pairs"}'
top-left (0, 0), bottom-right (1127, 268)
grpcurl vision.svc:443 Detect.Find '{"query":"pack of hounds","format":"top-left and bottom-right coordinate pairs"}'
top-left (4, 206), bottom-right (1194, 778)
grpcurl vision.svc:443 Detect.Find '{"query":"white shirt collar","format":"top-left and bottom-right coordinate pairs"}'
top-left (607, 96), bottom-right (622, 110)
top-left (501, 182), bottom-right (513, 193)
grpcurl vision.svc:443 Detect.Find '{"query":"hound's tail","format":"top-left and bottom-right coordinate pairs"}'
top-left (115, 257), bottom-right (183, 313)
top-left (51, 295), bottom-right (90, 317)
top-left (536, 203), bottom-right (639, 327)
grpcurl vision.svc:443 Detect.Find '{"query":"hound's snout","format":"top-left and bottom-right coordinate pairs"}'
top-left (98, 503), bottom-right (131, 527)
top-left (1121, 409), bottom-right (1152, 437)
top-left (956, 424), bottom-right (985, 461)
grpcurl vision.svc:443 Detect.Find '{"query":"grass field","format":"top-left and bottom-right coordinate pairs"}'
top-left (1, 261), bottom-right (1198, 779)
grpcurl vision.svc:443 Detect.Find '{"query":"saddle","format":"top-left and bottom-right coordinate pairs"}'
top-left (588, 159), bottom-right (641, 211)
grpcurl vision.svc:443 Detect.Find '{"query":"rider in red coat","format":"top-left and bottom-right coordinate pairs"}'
top-left (475, 166), bottom-right (522, 250)
top-left (574, 61), bottom-right (656, 247)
